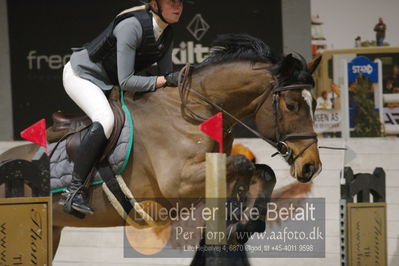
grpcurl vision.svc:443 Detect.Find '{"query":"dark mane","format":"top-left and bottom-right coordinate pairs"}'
top-left (188, 33), bottom-right (314, 87)
top-left (192, 34), bottom-right (277, 71)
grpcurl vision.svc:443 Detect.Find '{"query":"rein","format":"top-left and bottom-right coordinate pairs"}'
top-left (177, 64), bottom-right (318, 164)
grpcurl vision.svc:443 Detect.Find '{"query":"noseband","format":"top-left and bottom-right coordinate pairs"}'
top-left (178, 64), bottom-right (318, 165)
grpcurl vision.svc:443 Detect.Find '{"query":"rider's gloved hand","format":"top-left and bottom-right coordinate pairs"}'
top-left (155, 76), bottom-right (167, 90)
top-left (164, 71), bottom-right (180, 87)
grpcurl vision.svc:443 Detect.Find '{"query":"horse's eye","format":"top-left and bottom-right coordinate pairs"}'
top-left (286, 102), bottom-right (297, 111)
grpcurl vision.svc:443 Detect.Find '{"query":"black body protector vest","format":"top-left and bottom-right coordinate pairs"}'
top-left (85, 8), bottom-right (174, 85)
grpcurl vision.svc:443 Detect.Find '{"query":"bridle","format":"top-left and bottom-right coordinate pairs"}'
top-left (178, 64), bottom-right (318, 165)
top-left (267, 84), bottom-right (317, 164)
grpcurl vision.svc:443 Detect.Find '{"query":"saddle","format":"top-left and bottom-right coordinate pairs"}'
top-left (47, 87), bottom-right (125, 162)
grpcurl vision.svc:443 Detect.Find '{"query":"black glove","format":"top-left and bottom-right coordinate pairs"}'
top-left (164, 71), bottom-right (180, 87)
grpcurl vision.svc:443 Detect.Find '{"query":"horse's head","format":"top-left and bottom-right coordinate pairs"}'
top-left (255, 54), bottom-right (322, 183)
top-left (179, 34), bottom-right (321, 182)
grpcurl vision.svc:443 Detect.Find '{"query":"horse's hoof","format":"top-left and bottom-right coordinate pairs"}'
top-left (256, 164), bottom-right (276, 183)
top-left (233, 155), bottom-right (255, 177)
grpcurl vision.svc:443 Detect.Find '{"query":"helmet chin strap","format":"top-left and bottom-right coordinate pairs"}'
top-left (150, 0), bottom-right (170, 24)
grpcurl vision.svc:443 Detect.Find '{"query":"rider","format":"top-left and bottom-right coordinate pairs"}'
top-left (61, 0), bottom-right (183, 214)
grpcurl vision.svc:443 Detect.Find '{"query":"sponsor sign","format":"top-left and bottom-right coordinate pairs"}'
top-left (0, 197), bottom-right (52, 265)
top-left (348, 56), bottom-right (378, 83)
top-left (314, 109), bottom-right (341, 133)
top-left (384, 107), bottom-right (399, 126)
top-left (186, 14), bottom-right (210, 41)
top-left (346, 202), bottom-right (387, 266)
top-left (384, 107), bottom-right (399, 134)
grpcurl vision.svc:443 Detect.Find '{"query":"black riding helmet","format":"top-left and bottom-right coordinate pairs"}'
top-left (145, 0), bottom-right (183, 24)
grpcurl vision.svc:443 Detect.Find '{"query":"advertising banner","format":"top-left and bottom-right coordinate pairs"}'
top-left (345, 56), bottom-right (383, 137)
top-left (7, 0), bottom-right (283, 139)
top-left (384, 107), bottom-right (399, 135)
top-left (0, 197), bottom-right (52, 265)
top-left (347, 56), bottom-right (378, 83)
top-left (314, 109), bottom-right (341, 133)
top-left (346, 202), bottom-right (387, 266)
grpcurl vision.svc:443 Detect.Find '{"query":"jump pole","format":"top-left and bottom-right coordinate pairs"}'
top-left (200, 112), bottom-right (227, 265)
top-left (205, 152), bottom-right (227, 245)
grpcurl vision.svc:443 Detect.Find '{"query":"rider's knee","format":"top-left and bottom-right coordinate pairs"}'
top-left (94, 110), bottom-right (114, 138)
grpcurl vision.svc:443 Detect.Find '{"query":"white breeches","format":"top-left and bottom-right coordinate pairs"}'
top-left (63, 62), bottom-right (114, 139)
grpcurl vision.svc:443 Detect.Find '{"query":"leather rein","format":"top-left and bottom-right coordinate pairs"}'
top-left (177, 64), bottom-right (318, 165)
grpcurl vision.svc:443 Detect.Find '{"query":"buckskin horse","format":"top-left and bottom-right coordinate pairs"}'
top-left (0, 34), bottom-right (322, 258)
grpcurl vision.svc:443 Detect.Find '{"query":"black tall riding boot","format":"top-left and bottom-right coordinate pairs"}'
top-left (60, 122), bottom-right (107, 214)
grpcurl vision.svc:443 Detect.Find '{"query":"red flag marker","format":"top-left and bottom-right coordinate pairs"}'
top-left (199, 112), bottom-right (223, 153)
top-left (20, 119), bottom-right (48, 153)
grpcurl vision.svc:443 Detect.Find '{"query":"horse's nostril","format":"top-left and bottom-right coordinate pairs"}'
top-left (299, 163), bottom-right (315, 183)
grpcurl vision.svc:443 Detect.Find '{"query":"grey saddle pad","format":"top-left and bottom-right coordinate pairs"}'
top-left (34, 108), bottom-right (133, 194)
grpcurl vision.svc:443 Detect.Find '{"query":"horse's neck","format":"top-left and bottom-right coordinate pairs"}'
top-left (189, 62), bottom-right (272, 122)
top-left (127, 61), bottom-right (273, 127)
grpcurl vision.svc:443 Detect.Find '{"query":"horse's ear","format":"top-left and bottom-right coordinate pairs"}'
top-left (280, 54), bottom-right (297, 77)
top-left (307, 55), bottom-right (322, 75)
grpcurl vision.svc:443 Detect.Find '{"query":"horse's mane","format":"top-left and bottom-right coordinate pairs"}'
top-left (189, 33), bottom-right (313, 88)
top-left (179, 34), bottom-right (277, 123)
top-left (192, 33), bottom-right (277, 71)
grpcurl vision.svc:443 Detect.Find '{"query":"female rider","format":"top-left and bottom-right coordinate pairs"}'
top-left (61, 0), bottom-right (183, 215)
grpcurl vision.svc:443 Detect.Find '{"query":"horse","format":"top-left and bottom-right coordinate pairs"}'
top-left (0, 34), bottom-right (322, 259)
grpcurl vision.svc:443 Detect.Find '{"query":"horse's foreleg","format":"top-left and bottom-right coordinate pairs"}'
top-left (226, 164), bottom-right (276, 244)
top-left (52, 226), bottom-right (64, 259)
top-left (179, 154), bottom-right (257, 246)
top-left (178, 154), bottom-right (255, 198)
top-left (181, 156), bottom-right (274, 247)
top-left (226, 154), bottom-right (256, 205)
top-left (226, 154), bottom-right (256, 179)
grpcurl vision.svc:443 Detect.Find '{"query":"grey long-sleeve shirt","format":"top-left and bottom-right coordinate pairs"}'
top-left (70, 16), bottom-right (173, 92)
